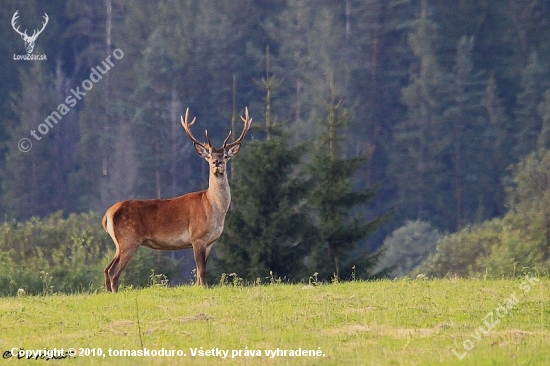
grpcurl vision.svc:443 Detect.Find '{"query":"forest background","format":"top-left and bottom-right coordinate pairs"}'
top-left (1, 0), bottom-right (550, 294)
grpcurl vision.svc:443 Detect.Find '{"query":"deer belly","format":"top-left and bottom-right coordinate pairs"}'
top-left (141, 231), bottom-right (192, 250)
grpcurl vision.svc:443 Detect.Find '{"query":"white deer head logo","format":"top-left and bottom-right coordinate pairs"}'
top-left (11, 11), bottom-right (49, 54)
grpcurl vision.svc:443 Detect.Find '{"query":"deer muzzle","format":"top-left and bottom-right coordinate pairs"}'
top-left (212, 160), bottom-right (224, 175)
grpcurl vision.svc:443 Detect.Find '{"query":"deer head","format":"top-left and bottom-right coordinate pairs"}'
top-left (181, 108), bottom-right (252, 176)
top-left (11, 11), bottom-right (49, 54)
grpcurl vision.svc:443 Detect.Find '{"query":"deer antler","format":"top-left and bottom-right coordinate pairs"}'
top-left (28, 13), bottom-right (49, 41)
top-left (181, 108), bottom-right (212, 148)
top-left (11, 11), bottom-right (27, 38)
top-left (181, 108), bottom-right (201, 145)
top-left (223, 107), bottom-right (252, 149)
top-left (11, 11), bottom-right (48, 41)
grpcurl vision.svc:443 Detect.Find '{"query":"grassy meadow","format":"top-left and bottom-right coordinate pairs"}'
top-left (0, 278), bottom-right (548, 365)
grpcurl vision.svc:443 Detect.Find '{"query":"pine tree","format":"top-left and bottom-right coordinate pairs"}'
top-left (131, 29), bottom-right (187, 199)
top-left (212, 62), bottom-right (317, 282)
top-left (69, 86), bottom-right (139, 212)
top-left (1, 63), bottom-right (58, 219)
top-left (389, 0), bottom-right (451, 228)
top-left (514, 51), bottom-right (547, 158)
top-left (348, 0), bottom-right (414, 185)
top-left (213, 127), bottom-right (316, 282)
top-left (261, 0), bottom-right (350, 141)
top-left (444, 35), bottom-right (486, 229)
top-left (479, 73), bottom-right (512, 219)
top-left (306, 77), bottom-right (381, 281)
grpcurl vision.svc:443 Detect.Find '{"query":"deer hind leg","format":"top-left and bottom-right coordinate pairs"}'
top-left (104, 254), bottom-right (119, 292)
top-left (105, 242), bottom-right (140, 292)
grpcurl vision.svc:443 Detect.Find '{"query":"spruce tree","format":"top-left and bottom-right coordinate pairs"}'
top-left (306, 78), bottom-right (381, 281)
top-left (389, 1), bottom-right (451, 229)
top-left (514, 51), bottom-right (547, 158)
top-left (444, 35), bottom-right (486, 229)
top-left (479, 73), bottom-right (512, 220)
top-left (1, 63), bottom-right (58, 220)
top-left (131, 29), bottom-right (187, 199)
top-left (213, 127), bottom-right (316, 282)
top-left (212, 60), bottom-right (317, 282)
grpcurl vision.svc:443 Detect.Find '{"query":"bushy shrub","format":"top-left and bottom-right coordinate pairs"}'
top-left (414, 213), bottom-right (550, 278)
top-left (375, 220), bottom-right (440, 278)
top-left (0, 211), bottom-right (178, 296)
top-left (413, 150), bottom-right (550, 278)
top-left (413, 218), bottom-right (503, 277)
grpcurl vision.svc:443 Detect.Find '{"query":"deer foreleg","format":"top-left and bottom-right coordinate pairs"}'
top-left (192, 244), bottom-right (208, 286)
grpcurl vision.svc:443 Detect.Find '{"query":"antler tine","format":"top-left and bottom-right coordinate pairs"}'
top-left (11, 11), bottom-right (18, 26)
top-left (32, 13), bottom-right (49, 38)
top-left (222, 130), bottom-right (232, 147)
top-left (225, 107), bottom-right (252, 148)
top-left (11, 11), bottom-right (26, 37)
top-left (181, 108), bottom-right (204, 147)
top-left (205, 130), bottom-right (212, 148)
top-left (40, 13), bottom-right (48, 29)
top-left (185, 108), bottom-right (196, 126)
top-left (28, 13), bottom-right (48, 40)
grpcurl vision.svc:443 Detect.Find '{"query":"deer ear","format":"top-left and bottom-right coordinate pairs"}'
top-left (226, 144), bottom-right (241, 157)
top-left (194, 143), bottom-right (210, 158)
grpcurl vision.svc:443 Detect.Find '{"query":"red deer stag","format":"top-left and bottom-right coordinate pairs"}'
top-left (103, 108), bottom-right (252, 292)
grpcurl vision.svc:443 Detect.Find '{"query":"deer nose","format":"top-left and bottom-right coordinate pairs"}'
top-left (213, 160), bottom-right (222, 167)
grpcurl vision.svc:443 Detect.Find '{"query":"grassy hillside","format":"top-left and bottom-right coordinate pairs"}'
top-left (0, 278), bottom-right (548, 365)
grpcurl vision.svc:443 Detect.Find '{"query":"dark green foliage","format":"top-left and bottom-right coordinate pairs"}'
top-left (4, 0), bottom-right (550, 286)
top-left (306, 97), bottom-right (381, 281)
top-left (1, 63), bottom-right (59, 220)
top-left (389, 2), bottom-right (450, 228)
top-left (514, 51), bottom-right (548, 157)
top-left (444, 35), bottom-right (487, 229)
top-left (412, 216), bottom-right (548, 279)
top-left (415, 150), bottom-right (550, 278)
top-left (0, 212), bottom-right (178, 296)
top-left (212, 125), bottom-right (318, 282)
top-left (505, 149), bottom-right (550, 263)
top-left (131, 28), bottom-right (183, 199)
top-left (390, 7), bottom-right (512, 232)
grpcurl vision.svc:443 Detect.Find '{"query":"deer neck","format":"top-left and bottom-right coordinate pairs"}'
top-left (206, 171), bottom-right (231, 214)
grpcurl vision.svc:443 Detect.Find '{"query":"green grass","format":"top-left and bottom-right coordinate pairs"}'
top-left (0, 278), bottom-right (548, 365)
